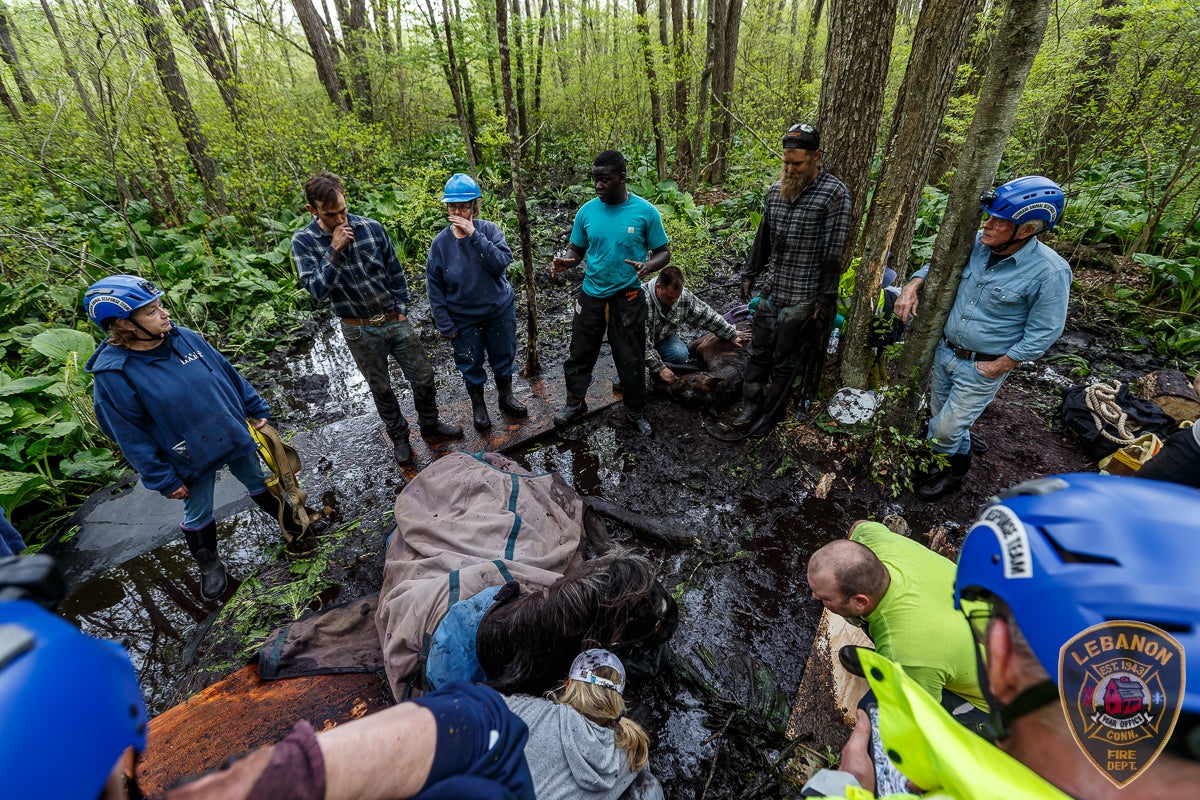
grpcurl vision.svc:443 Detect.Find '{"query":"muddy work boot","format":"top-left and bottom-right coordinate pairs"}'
top-left (496, 376), bottom-right (527, 417)
top-left (915, 452), bottom-right (972, 502)
top-left (391, 433), bottom-right (414, 467)
top-left (183, 521), bottom-right (227, 601)
top-left (732, 398), bottom-right (761, 430)
top-left (553, 396), bottom-right (588, 428)
top-left (466, 383), bottom-right (492, 431)
top-left (419, 419), bottom-right (464, 439)
top-left (627, 412), bottom-right (653, 437)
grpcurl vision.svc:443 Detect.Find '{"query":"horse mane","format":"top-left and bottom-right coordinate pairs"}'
top-left (477, 548), bottom-right (673, 694)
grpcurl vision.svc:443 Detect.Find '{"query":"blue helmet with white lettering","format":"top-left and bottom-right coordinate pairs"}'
top-left (955, 473), bottom-right (1200, 713)
top-left (979, 175), bottom-right (1065, 231)
top-left (84, 274), bottom-right (163, 331)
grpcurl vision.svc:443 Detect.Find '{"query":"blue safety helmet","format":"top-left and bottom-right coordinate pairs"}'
top-left (442, 173), bottom-right (483, 204)
top-left (0, 598), bottom-right (148, 798)
top-left (979, 175), bottom-right (1065, 231)
top-left (84, 274), bottom-right (163, 331)
top-left (955, 473), bottom-right (1200, 713)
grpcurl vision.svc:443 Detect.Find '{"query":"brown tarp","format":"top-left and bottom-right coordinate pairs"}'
top-left (376, 451), bottom-right (588, 698)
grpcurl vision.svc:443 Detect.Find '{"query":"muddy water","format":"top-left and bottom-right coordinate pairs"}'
top-left (57, 310), bottom-right (871, 799)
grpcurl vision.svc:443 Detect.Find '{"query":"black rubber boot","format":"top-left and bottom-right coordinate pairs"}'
top-left (627, 412), bottom-right (653, 437)
top-left (466, 383), bottom-right (492, 431)
top-left (915, 452), bottom-right (972, 502)
top-left (732, 399), bottom-right (761, 429)
top-left (748, 412), bottom-right (778, 437)
top-left (419, 419), bottom-right (464, 439)
top-left (183, 521), bottom-right (227, 601)
top-left (553, 395), bottom-right (588, 428)
top-left (392, 434), bottom-right (413, 466)
top-left (496, 376), bottom-right (527, 417)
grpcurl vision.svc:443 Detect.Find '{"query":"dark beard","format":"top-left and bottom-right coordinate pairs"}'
top-left (780, 170), bottom-right (814, 202)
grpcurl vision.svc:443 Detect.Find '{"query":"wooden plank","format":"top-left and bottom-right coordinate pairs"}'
top-left (137, 664), bottom-right (393, 796)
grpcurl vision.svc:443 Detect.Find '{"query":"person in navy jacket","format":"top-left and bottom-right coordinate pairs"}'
top-left (84, 275), bottom-right (292, 601)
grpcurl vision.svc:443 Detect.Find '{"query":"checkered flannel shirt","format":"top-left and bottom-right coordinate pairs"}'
top-left (291, 214), bottom-right (411, 319)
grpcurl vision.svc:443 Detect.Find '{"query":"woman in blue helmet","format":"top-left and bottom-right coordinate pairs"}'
top-left (426, 173), bottom-right (526, 432)
top-left (826, 474), bottom-right (1200, 798)
top-left (83, 275), bottom-right (297, 602)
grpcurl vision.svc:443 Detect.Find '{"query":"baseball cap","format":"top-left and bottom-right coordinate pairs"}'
top-left (783, 123), bottom-right (820, 150)
top-left (569, 648), bottom-right (626, 694)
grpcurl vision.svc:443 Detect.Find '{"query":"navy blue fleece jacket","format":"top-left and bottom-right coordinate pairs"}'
top-left (425, 219), bottom-right (515, 336)
top-left (86, 326), bottom-right (270, 494)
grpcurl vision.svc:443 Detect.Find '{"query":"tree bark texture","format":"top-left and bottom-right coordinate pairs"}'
top-left (701, 0), bottom-right (743, 184)
top-left (510, 0), bottom-right (529, 154)
top-left (0, 3), bottom-right (36, 105)
top-left (291, 0), bottom-right (349, 112)
top-left (670, 0), bottom-right (693, 178)
top-left (798, 0), bottom-right (824, 84)
top-left (839, 0), bottom-right (984, 389)
top-left (421, 0), bottom-right (477, 174)
top-left (531, 0), bottom-right (549, 165)
top-left (340, 0), bottom-right (374, 120)
top-left (451, 0), bottom-right (479, 149)
top-left (818, 0), bottom-right (900, 266)
top-left (634, 0), bottom-right (667, 179)
top-left (170, 0), bottom-right (239, 119)
top-left (495, 0), bottom-right (539, 375)
top-left (885, 0), bottom-right (1053, 431)
top-left (134, 0), bottom-right (228, 214)
top-left (0, 69), bottom-right (19, 120)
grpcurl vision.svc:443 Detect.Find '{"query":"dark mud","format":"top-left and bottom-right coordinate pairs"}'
top-left (56, 252), bottom-right (1141, 798)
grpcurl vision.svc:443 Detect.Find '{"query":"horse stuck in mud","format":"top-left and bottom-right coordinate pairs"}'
top-left (376, 450), bottom-right (679, 698)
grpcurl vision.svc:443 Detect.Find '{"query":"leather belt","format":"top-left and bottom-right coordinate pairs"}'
top-left (340, 312), bottom-right (405, 326)
top-left (944, 338), bottom-right (1002, 362)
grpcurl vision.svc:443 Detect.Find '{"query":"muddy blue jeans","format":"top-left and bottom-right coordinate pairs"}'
top-left (927, 343), bottom-right (1008, 455)
top-left (341, 318), bottom-right (439, 440)
top-left (179, 452), bottom-right (268, 529)
top-left (655, 334), bottom-right (689, 365)
top-left (451, 305), bottom-right (517, 387)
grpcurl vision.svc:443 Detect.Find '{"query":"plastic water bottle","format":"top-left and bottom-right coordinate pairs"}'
top-left (827, 328), bottom-right (841, 355)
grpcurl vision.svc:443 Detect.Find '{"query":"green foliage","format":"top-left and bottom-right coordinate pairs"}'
top-left (1132, 253), bottom-right (1200, 315)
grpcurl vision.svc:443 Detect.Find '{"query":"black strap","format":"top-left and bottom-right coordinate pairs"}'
top-left (1000, 680), bottom-right (1060, 729)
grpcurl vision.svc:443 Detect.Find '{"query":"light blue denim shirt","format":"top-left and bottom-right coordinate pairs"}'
top-left (912, 232), bottom-right (1071, 362)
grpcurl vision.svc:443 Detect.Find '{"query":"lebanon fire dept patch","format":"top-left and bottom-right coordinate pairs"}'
top-left (1059, 620), bottom-right (1185, 788)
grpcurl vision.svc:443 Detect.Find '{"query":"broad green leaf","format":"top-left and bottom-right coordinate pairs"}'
top-left (0, 376), bottom-right (57, 397)
top-left (0, 471), bottom-right (47, 515)
top-left (60, 448), bottom-right (119, 479)
top-left (30, 328), bottom-right (97, 364)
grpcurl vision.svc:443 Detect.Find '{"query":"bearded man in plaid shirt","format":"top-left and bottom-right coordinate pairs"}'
top-left (734, 124), bottom-right (852, 436)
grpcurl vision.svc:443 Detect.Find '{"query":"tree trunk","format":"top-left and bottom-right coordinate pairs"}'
top-left (839, 0), bottom-right (985, 389)
top-left (510, 0), bottom-right (529, 154)
top-left (670, 0), bottom-right (693, 179)
top-left (134, 0), bottom-right (228, 214)
top-left (451, 0), bottom-right (479, 147)
top-left (292, 0), bottom-right (349, 111)
top-left (420, 0), bottom-right (477, 173)
top-left (885, 0), bottom-right (1053, 432)
top-left (818, 0), bottom-right (900, 267)
top-left (0, 70), bottom-right (19, 119)
top-left (701, 0), bottom-right (743, 185)
top-left (634, 0), bottom-right (667, 179)
top-left (495, 0), bottom-right (539, 376)
top-left (798, 0), bottom-right (825, 84)
top-left (170, 0), bottom-right (239, 119)
top-left (531, 0), bottom-right (550, 165)
top-left (0, 3), bottom-right (36, 105)
top-left (38, 0), bottom-right (101, 127)
top-left (340, 0), bottom-right (374, 120)
top-left (1038, 0), bottom-right (1127, 180)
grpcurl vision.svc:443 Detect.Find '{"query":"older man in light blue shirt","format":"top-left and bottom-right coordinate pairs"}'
top-left (895, 176), bottom-right (1071, 500)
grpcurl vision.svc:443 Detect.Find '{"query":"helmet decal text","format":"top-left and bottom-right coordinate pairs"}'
top-left (1060, 621), bottom-right (1185, 788)
top-left (974, 504), bottom-right (1032, 579)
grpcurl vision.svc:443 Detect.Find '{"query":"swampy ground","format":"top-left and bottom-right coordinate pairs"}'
top-left (57, 253), bottom-right (1152, 799)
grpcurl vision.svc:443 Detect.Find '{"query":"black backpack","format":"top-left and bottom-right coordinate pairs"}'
top-left (1060, 382), bottom-right (1174, 460)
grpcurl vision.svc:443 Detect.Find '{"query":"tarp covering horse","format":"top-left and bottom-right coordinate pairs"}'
top-left (376, 451), bottom-right (676, 699)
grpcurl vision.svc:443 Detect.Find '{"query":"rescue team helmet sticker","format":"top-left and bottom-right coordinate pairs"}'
top-left (1059, 620), bottom-right (1185, 788)
top-left (974, 504), bottom-right (1032, 579)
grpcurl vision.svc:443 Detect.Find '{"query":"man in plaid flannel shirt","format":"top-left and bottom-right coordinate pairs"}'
top-left (642, 265), bottom-right (749, 385)
top-left (734, 124), bottom-right (852, 435)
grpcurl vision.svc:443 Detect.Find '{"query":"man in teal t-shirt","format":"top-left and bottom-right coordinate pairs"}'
top-left (807, 521), bottom-right (987, 714)
top-left (551, 150), bottom-right (670, 436)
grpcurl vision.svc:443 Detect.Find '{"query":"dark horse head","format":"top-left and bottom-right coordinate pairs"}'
top-left (476, 548), bottom-right (679, 695)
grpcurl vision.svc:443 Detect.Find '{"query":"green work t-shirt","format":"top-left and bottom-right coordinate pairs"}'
top-left (571, 193), bottom-right (669, 298)
top-left (853, 522), bottom-right (988, 711)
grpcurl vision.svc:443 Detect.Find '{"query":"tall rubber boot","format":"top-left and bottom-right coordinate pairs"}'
top-left (466, 383), bottom-right (492, 431)
top-left (732, 382), bottom-right (763, 429)
top-left (183, 521), bottom-right (227, 601)
top-left (915, 452), bottom-right (972, 502)
top-left (496, 376), bottom-right (527, 417)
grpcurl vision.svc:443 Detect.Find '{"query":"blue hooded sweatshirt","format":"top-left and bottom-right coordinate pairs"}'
top-left (85, 326), bottom-right (270, 494)
top-left (425, 219), bottom-right (516, 337)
